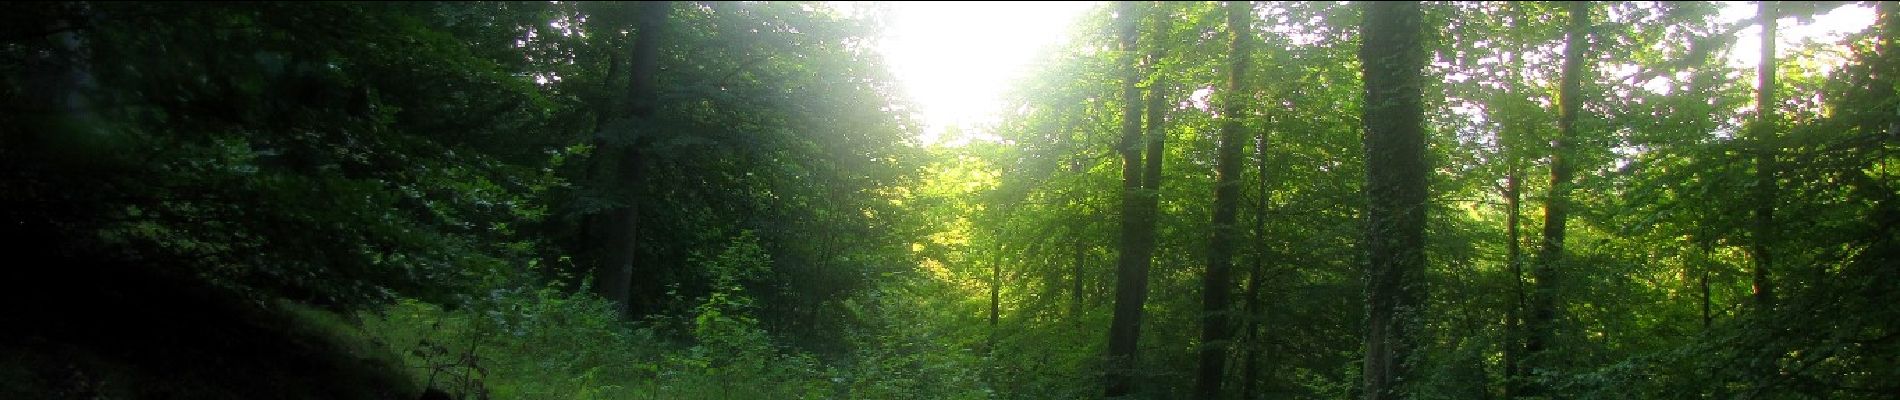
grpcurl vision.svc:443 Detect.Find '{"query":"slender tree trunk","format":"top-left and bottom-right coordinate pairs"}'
top-left (1195, 2), bottom-right (1253, 398)
top-left (1710, 261), bottom-right (1725, 329)
top-left (1497, 47), bottom-right (1529, 400)
top-left (593, 47), bottom-right (626, 131)
top-left (1879, 1), bottom-right (1900, 138)
top-left (1241, 114), bottom-right (1272, 400)
top-left (593, 1), bottom-right (669, 318)
top-left (1524, 2), bottom-right (1588, 395)
top-left (1503, 159), bottom-right (1525, 398)
top-left (1074, 234), bottom-right (1088, 323)
top-left (1241, 273), bottom-right (1262, 400)
top-left (1138, 54), bottom-right (1169, 288)
top-left (577, 38), bottom-right (624, 288)
top-left (1358, 2), bottom-right (1430, 399)
top-left (1139, 16), bottom-right (1170, 217)
top-left (1074, 156), bottom-right (1090, 324)
top-left (1137, 0), bottom-right (1172, 238)
top-left (1105, 1), bottom-right (1153, 396)
top-left (991, 246), bottom-right (1003, 329)
top-left (1750, 0), bottom-right (1778, 310)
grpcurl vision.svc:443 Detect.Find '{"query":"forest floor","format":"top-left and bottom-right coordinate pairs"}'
top-left (2, 257), bottom-right (421, 400)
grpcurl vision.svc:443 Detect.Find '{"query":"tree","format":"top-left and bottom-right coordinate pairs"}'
top-left (1105, 1), bottom-right (1155, 397)
top-left (1749, 0), bottom-right (1778, 309)
top-left (1503, 137), bottom-right (1527, 397)
top-left (1358, 2), bottom-right (1430, 399)
top-left (1522, 1), bottom-right (1589, 395)
top-left (584, 1), bottom-right (671, 317)
top-left (1195, 1), bottom-right (1254, 398)
top-left (1240, 123), bottom-right (1272, 400)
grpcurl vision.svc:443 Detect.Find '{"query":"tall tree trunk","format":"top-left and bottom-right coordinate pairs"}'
top-left (1524, 2), bottom-right (1588, 395)
top-left (1074, 228), bottom-right (1088, 324)
top-left (1073, 155), bottom-right (1090, 324)
top-left (1242, 117), bottom-right (1271, 400)
top-left (1358, 2), bottom-right (1430, 399)
top-left (1070, 111), bottom-right (1092, 324)
top-left (1879, 1), bottom-right (1900, 139)
top-left (991, 246), bottom-right (1003, 329)
top-left (1104, 1), bottom-right (1152, 397)
top-left (577, 37), bottom-right (624, 288)
top-left (593, 49), bottom-right (626, 131)
top-left (592, 1), bottom-right (669, 318)
top-left (1710, 248), bottom-right (1725, 329)
top-left (1139, 12), bottom-right (1170, 221)
top-left (1750, 0), bottom-right (1778, 310)
top-left (1238, 109), bottom-right (1269, 400)
top-left (1195, 2), bottom-right (1254, 398)
top-left (1061, 113), bottom-right (1088, 325)
top-left (1503, 158), bottom-right (1525, 398)
top-left (1496, 47), bottom-right (1530, 400)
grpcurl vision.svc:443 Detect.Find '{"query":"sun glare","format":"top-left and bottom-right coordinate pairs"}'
top-left (872, 1), bottom-right (1099, 146)
top-left (861, 2), bottom-right (1871, 147)
top-left (1720, 2), bottom-right (1877, 72)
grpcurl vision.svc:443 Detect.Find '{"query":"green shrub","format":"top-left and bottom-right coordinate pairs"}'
top-left (354, 232), bottom-right (844, 399)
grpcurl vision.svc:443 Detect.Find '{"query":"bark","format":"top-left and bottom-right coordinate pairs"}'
top-left (1104, 1), bottom-right (1151, 396)
top-left (1358, 2), bottom-right (1429, 399)
top-left (592, 1), bottom-right (669, 318)
top-left (594, 45), bottom-right (626, 130)
top-left (1524, 2), bottom-right (1588, 394)
top-left (1073, 155), bottom-right (1090, 323)
top-left (1750, 0), bottom-right (1778, 310)
top-left (1139, 31), bottom-right (1169, 218)
top-left (1195, 2), bottom-right (1253, 398)
top-left (1241, 117), bottom-right (1271, 400)
top-left (991, 248), bottom-right (1002, 328)
top-left (1498, 47), bottom-right (1529, 400)
top-left (1710, 257), bottom-right (1725, 329)
top-left (1880, 1), bottom-right (1900, 138)
top-left (1073, 232), bottom-right (1088, 323)
top-left (576, 37), bottom-right (623, 289)
top-left (1503, 159), bottom-right (1525, 397)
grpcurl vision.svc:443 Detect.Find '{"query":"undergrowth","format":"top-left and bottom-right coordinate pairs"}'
top-left (339, 232), bottom-right (992, 399)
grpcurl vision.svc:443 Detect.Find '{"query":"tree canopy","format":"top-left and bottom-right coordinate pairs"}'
top-left (2, 1), bottom-right (1896, 399)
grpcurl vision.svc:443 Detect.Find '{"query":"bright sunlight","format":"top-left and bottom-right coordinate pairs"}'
top-left (872, 1), bottom-right (1097, 145)
top-left (866, 2), bottom-right (1872, 146)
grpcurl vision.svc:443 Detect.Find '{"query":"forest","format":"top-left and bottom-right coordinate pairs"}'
top-left (2, 1), bottom-right (1896, 399)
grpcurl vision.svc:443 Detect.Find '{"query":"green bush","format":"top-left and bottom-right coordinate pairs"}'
top-left (353, 232), bottom-right (848, 399)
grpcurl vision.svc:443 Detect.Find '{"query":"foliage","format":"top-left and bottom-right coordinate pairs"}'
top-left (3, 1), bottom-right (1897, 399)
